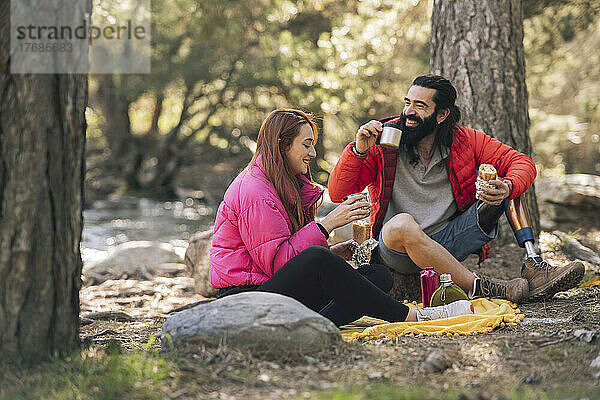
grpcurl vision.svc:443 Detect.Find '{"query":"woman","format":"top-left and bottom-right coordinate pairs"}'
top-left (209, 109), bottom-right (472, 326)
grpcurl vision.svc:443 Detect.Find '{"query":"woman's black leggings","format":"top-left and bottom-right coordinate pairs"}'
top-left (256, 246), bottom-right (410, 326)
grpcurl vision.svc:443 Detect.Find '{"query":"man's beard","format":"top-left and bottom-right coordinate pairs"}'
top-left (399, 113), bottom-right (438, 149)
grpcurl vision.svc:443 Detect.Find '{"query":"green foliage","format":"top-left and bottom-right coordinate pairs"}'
top-left (0, 349), bottom-right (172, 400)
top-left (528, 108), bottom-right (577, 175)
top-left (87, 0), bottom-right (431, 190)
top-left (307, 0), bottom-right (431, 161)
top-left (309, 383), bottom-right (600, 400)
top-left (525, 0), bottom-right (600, 175)
top-left (312, 385), bottom-right (431, 400)
top-left (567, 227), bottom-right (582, 239)
top-left (86, 0), bottom-right (600, 196)
top-left (524, 0), bottom-right (600, 107)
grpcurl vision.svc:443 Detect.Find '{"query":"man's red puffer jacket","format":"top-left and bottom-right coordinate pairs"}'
top-left (328, 117), bottom-right (537, 262)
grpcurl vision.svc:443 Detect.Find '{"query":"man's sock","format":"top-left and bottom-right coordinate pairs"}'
top-left (469, 277), bottom-right (481, 299)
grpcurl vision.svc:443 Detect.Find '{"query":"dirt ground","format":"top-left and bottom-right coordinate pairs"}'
top-left (79, 224), bottom-right (600, 399)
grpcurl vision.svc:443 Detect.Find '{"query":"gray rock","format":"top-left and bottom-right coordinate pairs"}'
top-left (536, 174), bottom-right (600, 228)
top-left (184, 230), bottom-right (218, 298)
top-left (84, 241), bottom-right (183, 280)
top-left (573, 329), bottom-right (597, 343)
top-left (420, 351), bottom-right (451, 374)
top-left (524, 372), bottom-right (541, 384)
top-left (161, 292), bottom-right (341, 357)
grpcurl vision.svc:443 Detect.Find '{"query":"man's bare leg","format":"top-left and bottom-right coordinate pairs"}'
top-left (381, 213), bottom-right (529, 302)
top-left (381, 213), bottom-right (475, 289)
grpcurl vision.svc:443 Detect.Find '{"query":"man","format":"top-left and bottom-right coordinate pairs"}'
top-left (328, 74), bottom-right (584, 303)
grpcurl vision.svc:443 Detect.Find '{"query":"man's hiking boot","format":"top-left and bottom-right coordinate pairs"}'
top-left (416, 299), bottom-right (474, 321)
top-left (474, 275), bottom-right (529, 303)
top-left (521, 256), bottom-right (584, 301)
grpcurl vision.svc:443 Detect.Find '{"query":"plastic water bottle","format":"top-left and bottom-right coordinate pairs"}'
top-left (420, 267), bottom-right (440, 307)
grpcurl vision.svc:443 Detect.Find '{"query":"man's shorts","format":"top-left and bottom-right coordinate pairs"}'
top-left (376, 201), bottom-right (498, 274)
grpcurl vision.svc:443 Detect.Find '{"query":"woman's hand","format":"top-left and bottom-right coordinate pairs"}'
top-left (355, 120), bottom-right (382, 153)
top-left (330, 239), bottom-right (357, 261)
top-left (319, 196), bottom-right (370, 233)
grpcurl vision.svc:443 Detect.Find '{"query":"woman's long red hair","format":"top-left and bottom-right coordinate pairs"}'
top-left (248, 109), bottom-right (319, 233)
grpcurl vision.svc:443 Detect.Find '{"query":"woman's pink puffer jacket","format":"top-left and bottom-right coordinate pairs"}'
top-left (209, 156), bottom-right (327, 288)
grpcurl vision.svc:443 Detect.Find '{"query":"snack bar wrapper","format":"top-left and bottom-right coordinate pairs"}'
top-left (351, 220), bottom-right (378, 267)
top-left (475, 164), bottom-right (497, 200)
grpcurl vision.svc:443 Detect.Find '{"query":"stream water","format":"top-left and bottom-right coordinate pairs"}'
top-left (82, 195), bottom-right (216, 251)
top-left (81, 192), bottom-right (341, 265)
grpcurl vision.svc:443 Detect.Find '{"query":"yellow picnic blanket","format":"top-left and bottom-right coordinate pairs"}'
top-left (581, 276), bottom-right (600, 288)
top-left (341, 298), bottom-right (524, 342)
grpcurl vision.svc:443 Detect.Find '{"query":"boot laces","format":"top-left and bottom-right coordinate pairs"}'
top-left (481, 278), bottom-right (506, 298)
top-left (530, 256), bottom-right (555, 277)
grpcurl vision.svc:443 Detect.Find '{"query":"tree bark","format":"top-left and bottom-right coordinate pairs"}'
top-left (388, 270), bottom-right (421, 303)
top-left (0, 3), bottom-right (87, 361)
top-left (430, 0), bottom-right (540, 244)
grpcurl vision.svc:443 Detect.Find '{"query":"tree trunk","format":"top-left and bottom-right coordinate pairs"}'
top-left (388, 270), bottom-right (421, 303)
top-left (314, 116), bottom-right (327, 185)
top-left (0, 3), bottom-right (87, 361)
top-left (430, 0), bottom-right (540, 245)
top-left (94, 75), bottom-right (142, 190)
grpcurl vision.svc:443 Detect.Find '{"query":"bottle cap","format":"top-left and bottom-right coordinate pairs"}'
top-left (440, 273), bottom-right (452, 284)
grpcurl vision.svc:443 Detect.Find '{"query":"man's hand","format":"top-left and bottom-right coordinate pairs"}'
top-left (355, 120), bottom-right (382, 153)
top-left (478, 179), bottom-right (511, 205)
top-left (330, 239), bottom-right (356, 262)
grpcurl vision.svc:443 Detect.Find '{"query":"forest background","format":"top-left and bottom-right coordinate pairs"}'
top-left (86, 0), bottom-right (600, 204)
top-left (2, 0), bottom-right (600, 398)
